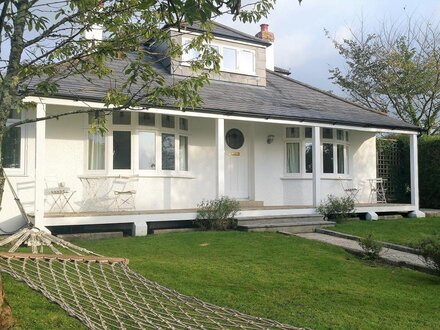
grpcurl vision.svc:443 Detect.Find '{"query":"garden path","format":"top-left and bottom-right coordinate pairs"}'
top-left (295, 232), bottom-right (431, 271)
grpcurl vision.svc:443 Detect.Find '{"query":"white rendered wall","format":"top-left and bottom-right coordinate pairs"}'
top-left (0, 108), bottom-right (378, 231)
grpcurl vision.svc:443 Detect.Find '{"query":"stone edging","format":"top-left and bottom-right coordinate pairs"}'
top-left (315, 228), bottom-right (421, 255)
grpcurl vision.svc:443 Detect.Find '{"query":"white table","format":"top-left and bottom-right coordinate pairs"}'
top-left (45, 186), bottom-right (76, 213)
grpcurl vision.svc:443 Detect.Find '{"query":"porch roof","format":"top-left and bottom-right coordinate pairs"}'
top-left (27, 57), bottom-right (419, 132)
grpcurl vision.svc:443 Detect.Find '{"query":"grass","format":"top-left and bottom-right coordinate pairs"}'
top-left (3, 274), bottom-right (85, 330)
top-left (333, 217), bottom-right (440, 247)
top-left (3, 231), bottom-right (440, 330)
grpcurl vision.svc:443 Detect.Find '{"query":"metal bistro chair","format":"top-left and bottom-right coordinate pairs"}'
top-left (340, 179), bottom-right (361, 203)
top-left (112, 175), bottom-right (139, 210)
top-left (45, 177), bottom-right (76, 213)
top-left (369, 178), bottom-right (387, 204)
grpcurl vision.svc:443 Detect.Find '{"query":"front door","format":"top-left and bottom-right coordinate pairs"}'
top-left (225, 124), bottom-right (249, 199)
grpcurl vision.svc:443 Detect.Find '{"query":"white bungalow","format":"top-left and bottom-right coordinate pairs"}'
top-left (1, 22), bottom-right (424, 236)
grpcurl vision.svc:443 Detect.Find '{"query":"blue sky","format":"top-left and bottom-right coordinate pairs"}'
top-left (217, 0), bottom-right (440, 95)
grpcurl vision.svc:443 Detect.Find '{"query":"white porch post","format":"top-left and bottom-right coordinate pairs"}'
top-left (312, 126), bottom-right (321, 207)
top-left (410, 134), bottom-right (419, 208)
top-left (215, 118), bottom-right (225, 197)
top-left (34, 103), bottom-right (47, 230)
top-left (408, 133), bottom-right (425, 218)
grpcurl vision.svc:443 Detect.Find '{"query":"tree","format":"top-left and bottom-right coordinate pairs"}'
top-left (0, 0), bottom-right (279, 208)
top-left (328, 19), bottom-right (440, 135)
top-left (0, 0), bottom-right (286, 322)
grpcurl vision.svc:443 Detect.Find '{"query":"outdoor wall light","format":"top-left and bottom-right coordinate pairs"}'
top-left (267, 134), bottom-right (275, 144)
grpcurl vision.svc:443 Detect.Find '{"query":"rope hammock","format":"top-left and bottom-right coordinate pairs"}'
top-left (0, 227), bottom-right (301, 329)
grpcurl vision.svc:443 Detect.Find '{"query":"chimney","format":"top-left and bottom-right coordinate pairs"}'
top-left (255, 24), bottom-right (275, 71)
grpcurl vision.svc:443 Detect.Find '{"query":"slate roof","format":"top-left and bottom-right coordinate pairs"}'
top-left (181, 21), bottom-right (271, 47)
top-left (27, 56), bottom-right (418, 132)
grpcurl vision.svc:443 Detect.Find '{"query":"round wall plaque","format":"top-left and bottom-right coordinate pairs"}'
top-left (225, 129), bottom-right (244, 149)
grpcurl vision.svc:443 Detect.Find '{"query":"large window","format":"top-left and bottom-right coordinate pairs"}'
top-left (87, 112), bottom-right (189, 174)
top-left (284, 126), bottom-right (349, 176)
top-left (3, 109), bottom-right (22, 169)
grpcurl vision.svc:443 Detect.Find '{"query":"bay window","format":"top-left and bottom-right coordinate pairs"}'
top-left (86, 112), bottom-right (189, 174)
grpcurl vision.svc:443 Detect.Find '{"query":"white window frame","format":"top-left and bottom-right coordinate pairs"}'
top-left (282, 126), bottom-right (350, 179)
top-left (4, 110), bottom-right (27, 176)
top-left (84, 111), bottom-right (191, 177)
top-left (284, 127), bottom-right (302, 177)
top-left (85, 112), bottom-right (109, 175)
top-left (181, 38), bottom-right (256, 76)
top-left (321, 128), bottom-right (350, 178)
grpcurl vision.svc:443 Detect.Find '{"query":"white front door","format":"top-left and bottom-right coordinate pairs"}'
top-left (225, 124), bottom-right (249, 199)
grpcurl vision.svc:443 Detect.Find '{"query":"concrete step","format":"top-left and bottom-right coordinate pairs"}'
top-left (153, 228), bottom-right (199, 235)
top-left (238, 219), bottom-right (334, 234)
top-left (238, 200), bottom-right (264, 208)
top-left (378, 214), bottom-right (403, 220)
top-left (237, 214), bottom-right (324, 226)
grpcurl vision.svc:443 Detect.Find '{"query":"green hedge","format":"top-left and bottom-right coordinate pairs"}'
top-left (378, 135), bottom-right (440, 208)
top-left (418, 135), bottom-right (440, 209)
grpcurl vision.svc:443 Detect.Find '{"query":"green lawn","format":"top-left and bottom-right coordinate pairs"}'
top-left (3, 231), bottom-right (440, 330)
top-left (333, 217), bottom-right (440, 247)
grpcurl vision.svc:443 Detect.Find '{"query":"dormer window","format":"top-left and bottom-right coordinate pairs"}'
top-left (182, 38), bottom-right (256, 76)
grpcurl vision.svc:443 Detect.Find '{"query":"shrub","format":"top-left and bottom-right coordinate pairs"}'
top-left (417, 234), bottom-right (440, 275)
top-left (359, 234), bottom-right (383, 260)
top-left (316, 195), bottom-right (355, 222)
top-left (194, 196), bottom-right (240, 231)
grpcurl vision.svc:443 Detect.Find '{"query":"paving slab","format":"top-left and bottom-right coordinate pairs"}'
top-left (296, 232), bottom-right (431, 271)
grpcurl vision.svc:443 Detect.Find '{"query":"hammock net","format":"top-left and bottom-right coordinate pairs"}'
top-left (0, 227), bottom-right (300, 330)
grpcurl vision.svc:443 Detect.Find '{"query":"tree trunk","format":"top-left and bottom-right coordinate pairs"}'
top-left (0, 274), bottom-right (14, 329)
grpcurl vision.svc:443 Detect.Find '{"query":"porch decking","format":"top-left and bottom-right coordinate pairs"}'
top-left (37, 203), bottom-right (417, 228)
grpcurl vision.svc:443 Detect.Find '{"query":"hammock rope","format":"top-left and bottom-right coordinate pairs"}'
top-left (0, 228), bottom-right (301, 330)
